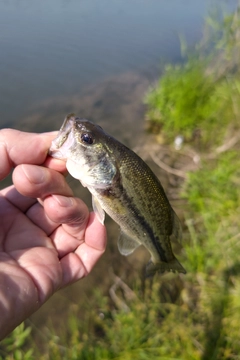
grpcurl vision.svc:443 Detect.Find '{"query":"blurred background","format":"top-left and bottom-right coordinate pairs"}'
top-left (1, 0), bottom-right (240, 359)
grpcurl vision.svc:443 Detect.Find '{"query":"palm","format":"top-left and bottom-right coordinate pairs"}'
top-left (0, 191), bottom-right (61, 306)
top-left (0, 160), bottom-right (106, 340)
top-left (1, 177), bottom-right (106, 296)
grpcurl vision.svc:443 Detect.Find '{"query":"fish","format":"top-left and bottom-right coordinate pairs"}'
top-left (49, 113), bottom-right (186, 276)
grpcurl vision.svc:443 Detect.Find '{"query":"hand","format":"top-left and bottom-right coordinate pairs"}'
top-left (0, 129), bottom-right (107, 340)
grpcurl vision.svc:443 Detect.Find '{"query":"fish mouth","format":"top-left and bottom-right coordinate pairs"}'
top-left (49, 124), bottom-right (76, 160)
top-left (48, 137), bottom-right (65, 158)
top-left (48, 147), bottom-right (67, 160)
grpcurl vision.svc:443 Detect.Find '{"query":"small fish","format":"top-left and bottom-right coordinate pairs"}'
top-left (49, 114), bottom-right (186, 276)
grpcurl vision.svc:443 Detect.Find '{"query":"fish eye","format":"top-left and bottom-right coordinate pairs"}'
top-left (81, 133), bottom-right (94, 145)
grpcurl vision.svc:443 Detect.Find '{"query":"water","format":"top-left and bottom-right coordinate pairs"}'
top-left (0, 0), bottom-right (222, 129)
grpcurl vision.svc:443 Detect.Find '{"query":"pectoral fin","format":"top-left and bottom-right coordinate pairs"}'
top-left (118, 232), bottom-right (140, 256)
top-left (92, 196), bottom-right (105, 225)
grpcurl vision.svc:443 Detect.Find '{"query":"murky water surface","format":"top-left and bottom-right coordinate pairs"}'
top-left (0, 0), bottom-right (217, 127)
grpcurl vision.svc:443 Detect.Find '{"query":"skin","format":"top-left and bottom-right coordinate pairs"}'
top-left (0, 129), bottom-right (107, 340)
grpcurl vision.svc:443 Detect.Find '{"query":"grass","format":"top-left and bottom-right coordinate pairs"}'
top-left (0, 323), bottom-right (32, 360)
top-left (145, 61), bottom-right (240, 149)
top-left (145, 4), bottom-right (240, 149)
top-left (2, 4), bottom-right (240, 360)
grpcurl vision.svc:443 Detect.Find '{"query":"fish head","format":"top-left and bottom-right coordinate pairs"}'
top-left (49, 113), bottom-right (105, 159)
top-left (49, 113), bottom-right (117, 188)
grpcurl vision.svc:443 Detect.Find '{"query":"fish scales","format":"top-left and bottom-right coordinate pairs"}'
top-left (49, 114), bottom-right (186, 275)
top-left (97, 145), bottom-right (173, 260)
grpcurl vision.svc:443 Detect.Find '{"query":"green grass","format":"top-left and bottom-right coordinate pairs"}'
top-left (0, 323), bottom-right (32, 360)
top-left (145, 60), bottom-right (218, 139)
top-left (145, 4), bottom-right (240, 149)
top-left (145, 62), bottom-right (240, 148)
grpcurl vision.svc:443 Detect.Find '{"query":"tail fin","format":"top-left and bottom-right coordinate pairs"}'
top-left (146, 257), bottom-right (186, 277)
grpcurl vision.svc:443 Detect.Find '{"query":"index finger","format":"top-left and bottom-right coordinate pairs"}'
top-left (0, 129), bottom-right (66, 180)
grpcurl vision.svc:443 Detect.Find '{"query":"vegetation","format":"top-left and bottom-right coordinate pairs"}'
top-left (2, 5), bottom-right (240, 360)
top-left (145, 5), bottom-right (240, 149)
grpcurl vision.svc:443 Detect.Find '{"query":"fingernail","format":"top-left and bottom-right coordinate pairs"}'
top-left (22, 164), bottom-right (46, 184)
top-left (52, 195), bottom-right (73, 207)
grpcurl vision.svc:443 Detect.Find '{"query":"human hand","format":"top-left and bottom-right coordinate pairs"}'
top-left (0, 129), bottom-right (107, 340)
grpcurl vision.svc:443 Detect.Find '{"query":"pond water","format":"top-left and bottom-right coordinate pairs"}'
top-left (0, 0), bottom-right (227, 130)
top-left (0, 0), bottom-right (237, 337)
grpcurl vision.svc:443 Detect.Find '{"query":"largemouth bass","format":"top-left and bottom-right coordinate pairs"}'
top-left (49, 114), bottom-right (186, 275)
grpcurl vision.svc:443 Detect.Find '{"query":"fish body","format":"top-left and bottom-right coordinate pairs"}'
top-left (49, 114), bottom-right (186, 275)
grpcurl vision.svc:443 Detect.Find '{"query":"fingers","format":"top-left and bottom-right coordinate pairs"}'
top-left (28, 195), bottom-right (89, 254)
top-left (43, 156), bottom-right (67, 174)
top-left (1, 185), bottom-right (37, 213)
top-left (43, 195), bottom-right (89, 239)
top-left (24, 194), bottom-right (90, 256)
top-left (25, 201), bottom-right (59, 235)
top-left (0, 129), bottom-right (60, 180)
top-left (12, 164), bottom-right (73, 199)
top-left (60, 213), bottom-right (107, 287)
top-left (28, 196), bottom-right (107, 287)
